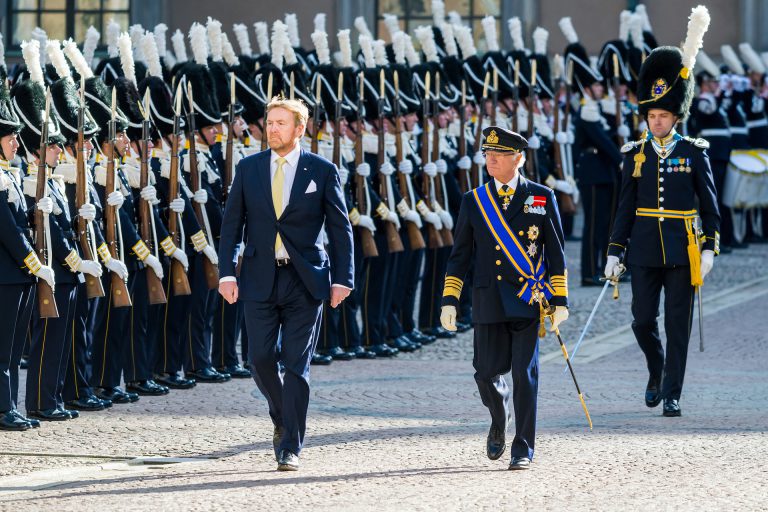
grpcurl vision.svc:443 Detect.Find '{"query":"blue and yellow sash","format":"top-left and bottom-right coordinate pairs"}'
top-left (473, 183), bottom-right (554, 305)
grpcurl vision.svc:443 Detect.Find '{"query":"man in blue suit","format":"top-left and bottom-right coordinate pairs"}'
top-left (218, 97), bottom-right (354, 471)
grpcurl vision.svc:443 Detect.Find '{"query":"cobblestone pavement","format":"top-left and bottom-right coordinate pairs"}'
top-left (0, 240), bottom-right (766, 511)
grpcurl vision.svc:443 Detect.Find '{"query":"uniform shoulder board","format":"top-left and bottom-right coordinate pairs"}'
top-left (683, 135), bottom-right (710, 149)
top-left (620, 140), bottom-right (641, 153)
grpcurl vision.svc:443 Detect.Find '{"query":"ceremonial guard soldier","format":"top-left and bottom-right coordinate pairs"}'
top-left (606, 6), bottom-right (719, 417)
top-left (440, 126), bottom-right (569, 469)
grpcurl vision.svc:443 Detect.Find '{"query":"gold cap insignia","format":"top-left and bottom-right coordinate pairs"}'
top-left (487, 130), bottom-right (499, 144)
top-left (651, 78), bottom-right (667, 99)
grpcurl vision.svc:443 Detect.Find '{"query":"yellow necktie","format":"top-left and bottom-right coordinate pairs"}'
top-left (273, 157), bottom-right (286, 252)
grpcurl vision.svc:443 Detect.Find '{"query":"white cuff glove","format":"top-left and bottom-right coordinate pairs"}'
top-left (527, 135), bottom-right (541, 150)
top-left (437, 209), bottom-right (453, 230)
top-left (172, 247), bottom-right (190, 271)
top-left (546, 175), bottom-right (575, 195)
top-left (435, 159), bottom-right (448, 174)
top-left (472, 152), bottom-right (485, 166)
top-left (549, 306), bottom-right (569, 332)
top-left (105, 257), bottom-right (128, 280)
top-left (403, 209), bottom-right (423, 228)
top-left (424, 211), bottom-right (443, 230)
top-left (700, 249), bottom-right (715, 281)
top-left (617, 124), bottom-right (631, 139)
top-left (566, 131), bottom-right (575, 144)
top-left (604, 255), bottom-right (621, 279)
top-left (169, 198), bottom-right (186, 214)
top-left (357, 214), bottom-right (376, 233)
top-left (202, 244), bottom-right (219, 266)
top-left (356, 162), bottom-right (371, 178)
top-left (78, 259), bottom-right (103, 278)
top-left (423, 162), bottom-right (437, 177)
top-left (193, 188), bottom-right (208, 204)
top-left (457, 155), bottom-right (472, 170)
top-left (555, 131), bottom-right (568, 144)
top-left (144, 254), bottom-right (164, 279)
top-left (379, 162), bottom-right (395, 176)
top-left (440, 305), bottom-right (457, 332)
top-left (78, 203), bottom-right (97, 222)
top-left (398, 159), bottom-right (413, 174)
top-left (140, 185), bottom-right (157, 203)
top-left (107, 191), bottom-right (125, 208)
top-left (386, 210), bottom-right (401, 230)
top-left (33, 265), bottom-right (56, 290)
top-left (338, 166), bottom-right (349, 185)
top-left (37, 197), bottom-right (53, 215)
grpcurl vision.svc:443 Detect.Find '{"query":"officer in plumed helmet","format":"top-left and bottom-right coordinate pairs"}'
top-left (605, 6), bottom-right (719, 418)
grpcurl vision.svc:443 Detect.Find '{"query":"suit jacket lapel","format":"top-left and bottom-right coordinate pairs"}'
top-left (282, 149), bottom-right (311, 218)
top-left (260, 149), bottom-right (277, 220)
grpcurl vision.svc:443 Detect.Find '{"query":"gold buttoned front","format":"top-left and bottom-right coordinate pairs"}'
top-left (495, 245), bottom-right (500, 250)
top-left (497, 275), bottom-right (502, 281)
top-left (495, 260), bottom-right (501, 265)
top-left (518, 277), bottom-right (524, 283)
top-left (518, 231), bottom-right (524, 236)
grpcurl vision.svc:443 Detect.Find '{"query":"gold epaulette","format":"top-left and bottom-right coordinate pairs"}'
top-left (683, 135), bottom-right (710, 149)
top-left (620, 139), bottom-right (643, 153)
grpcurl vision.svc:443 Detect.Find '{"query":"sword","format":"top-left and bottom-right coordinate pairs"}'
top-left (698, 285), bottom-right (704, 352)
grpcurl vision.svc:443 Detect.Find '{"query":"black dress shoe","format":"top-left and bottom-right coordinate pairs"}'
top-left (95, 387), bottom-right (135, 404)
top-left (349, 346), bottom-right (377, 359)
top-left (65, 396), bottom-right (106, 411)
top-left (407, 329), bottom-right (436, 344)
top-left (509, 456), bottom-right (531, 470)
top-left (127, 380), bottom-right (169, 396)
top-left (455, 321), bottom-right (471, 333)
top-left (662, 398), bottom-right (681, 417)
top-left (10, 410), bottom-right (39, 428)
top-left (645, 375), bottom-right (662, 408)
top-left (99, 398), bottom-right (113, 408)
top-left (58, 407), bottom-right (79, 419)
top-left (26, 408), bottom-right (69, 421)
top-left (369, 343), bottom-right (398, 357)
top-left (217, 364), bottom-right (252, 378)
top-left (155, 373), bottom-right (196, 389)
top-left (310, 353), bottom-right (333, 365)
top-left (422, 326), bottom-right (457, 339)
top-left (0, 411), bottom-right (31, 431)
top-left (186, 367), bottom-right (231, 383)
top-left (277, 449), bottom-right (299, 471)
top-left (273, 425), bottom-right (284, 461)
top-left (323, 347), bottom-right (356, 361)
top-left (388, 336), bottom-right (418, 353)
top-left (486, 424), bottom-right (506, 460)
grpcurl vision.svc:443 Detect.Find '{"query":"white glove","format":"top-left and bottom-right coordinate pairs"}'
top-left (357, 214), bottom-right (376, 233)
top-left (440, 305), bottom-right (457, 332)
top-left (457, 155), bottom-right (471, 170)
top-left (385, 210), bottom-right (401, 230)
top-left (33, 265), bottom-right (56, 290)
top-left (105, 257), bottom-right (128, 280)
top-left (424, 211), bottom-right (443, 230)
top-left (193, 188), bottom-right (208, 204)
top-left (435, 159), bottom-right (448, 174)
top-left (549, 306), bottom-right (569, 332)
top-left (78, 203), bottom-right (96, 222)
top-left (169, 198), bottom-right (186, 213)
top-left (338, 166), bottom-right (349, 185)
top-left (37, 197), bottom-right (53, 215)
top-left (733, 77), bottom-right (747, 92)
top-left (437, 209), bottom-right (453, 230)
top-left (77, 259), bottom-right (103, 278)
top-left (527, 135), bottom-right (541, 150)
top-left (172, 247), bottom-right (189, 271)
top-left (379, 162), bottom-right (395, 176)
top-left (637, 120), bottom-right (648, 134)
top-left (617, 125), bottom-right (631, 139)
top-left (566, 131), bottom-right (575, 144)
top-left (356, 162), bottom-right (371, 178)
top-left (202, 244), bottom-right (219, 266)
top-left (472, 152), bottom-right (485, 166)
top-left (719, 75), bottom-right (731, 91)
top-left (555, 131), bottom-right (569, 144)
top-left (403, 209), bottom-right (423, 228)
top-left (140, 185), bottom-right (157, 203)
top-left (107, 191), bottom-right (125, 208)
top-left (700, 249), bottom-right (714, 281)
top-left (604, 255), bottom-right (621, 279)
top-left (423, 162), bottom-right (437, 177)
top-left (144, 254), bottom-right (164, 279)
top-left (398, 159), bottom-right (413, 174)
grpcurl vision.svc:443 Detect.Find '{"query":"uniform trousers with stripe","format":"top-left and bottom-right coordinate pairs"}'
top-left (0, 284), bottom-right (33, 412)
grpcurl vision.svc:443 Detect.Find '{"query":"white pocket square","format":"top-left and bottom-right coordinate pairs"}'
top-left (305, 180), bottom-right (317, 193)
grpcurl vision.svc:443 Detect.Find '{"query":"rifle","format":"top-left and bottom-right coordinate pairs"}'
top-left (430, 73), bottom-right (453, 246)
top-left (469, 72), bottom-right (490, 189)
top-left (138, 90), bottom-right (167, 305)
top-left (613, 54), bottom-right (626, 147)
top-left (393, 71), bottom-right (426, 250)
top-left (167, 84), bottom-right (191, 296)
top-left (377, 69), bottom-right (404, 253)
top-left (260, 72), bottom-right (273, 151)
top-left (311, 76), bottom-right (322, 155)
top-left (420, 71), bottom-right (443, 249)
top-left (551, 58), bottom-right (576, 215)
top-left (186, 82), bottom-right (220, 289)
top-left (222, 72), bottom-right (235, 203)
top-left (104, 87), bottom-right (131, 307)
top-left (75, 76), bottom-right (104, 298)
top-left (490, 67), bottom-right (498, 127)
top-left (458, 80), bottom-right (470, 194)
top-left (524, 59), bottom-right (539, 182)
top-left (563, 60), bottom-right (575, 188)
top-left (354, 71), bottom-right (378, 258)
top-left (512, 60), bottom-right (520, 133)
top-left (35, 89), bottom-right (59, 318)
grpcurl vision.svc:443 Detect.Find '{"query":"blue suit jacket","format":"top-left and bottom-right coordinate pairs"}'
top-left (219, 148), bottom-right (354, 301)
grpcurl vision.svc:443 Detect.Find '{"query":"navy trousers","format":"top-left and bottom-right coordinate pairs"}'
top-left (63, 283), bottom-right (99, 402)
top-left (91, 271), bottom-right (133, 389)
top-left (340, 230), bottom-right (367, 350)
top-left (361, 231), bottom-right (394, 346)
top-left (579, 183), bottom-right (617, 280)
top-left (157, 259), bottom-right (188, 375)
top-left (244, 264), bottom-right (323, 455)
top-left (0, 284), bottom-right (33, 412)
top-left (419, 246), bottom-right (451, 330)
top-left (212, 295), bottom-right (243, 368)
top-left (186, 252), bottom-right (215, 372)
top-left (388, 228), bottom-right (424, 336)
top-left (473, 318), bottom-right (539, 460)
top-left (630, 265), bottom-right (695, 400)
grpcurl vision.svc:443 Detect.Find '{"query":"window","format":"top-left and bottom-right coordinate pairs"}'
top-left (5, 0), bottom-right (131, 51)
top-left (376, 0), bottom-right (501, 51)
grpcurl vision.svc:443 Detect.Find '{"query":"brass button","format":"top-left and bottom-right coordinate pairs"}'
top-left (518, 231), bottom-right (524, 236)
top-left (519, 277), bottom-right (524, 283)
top-left (495, 260), bottom-right (501, 266)
top-left (497, 275), bottom-right (502, 281)
top-left (495, 245), bottom-right (500, 251)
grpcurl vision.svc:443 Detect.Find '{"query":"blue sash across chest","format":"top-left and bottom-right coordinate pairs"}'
top-left (472, 183), bottom-right (554, 305)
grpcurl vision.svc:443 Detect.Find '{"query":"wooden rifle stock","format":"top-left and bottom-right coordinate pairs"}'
top-left (458, 80), bottom-right (470, 194)
top-left (431, 78), bottom-right (452, 246)
top-left (35, 92), bottom-right (58, 318)
top-left (353, 72), bottom-right (379, 258)
top-left (376, 72), bottom-right (404, 254)
top-left (420, 73), bottom-right (443, 249)
top-left (552, 76), bottom-right (576, 215)
top-left (167, 95), bottom-right (191, 296)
